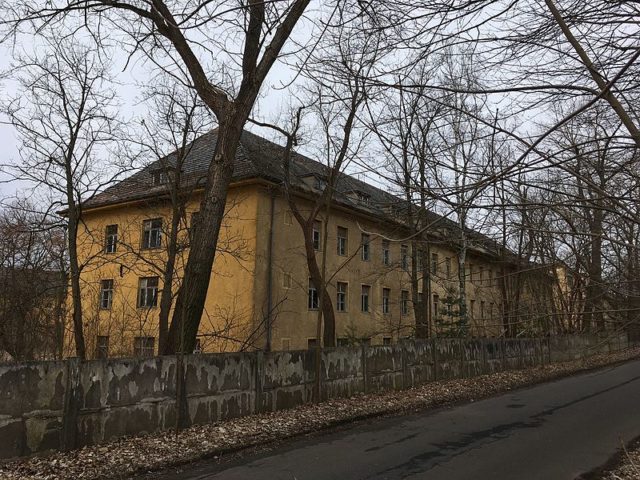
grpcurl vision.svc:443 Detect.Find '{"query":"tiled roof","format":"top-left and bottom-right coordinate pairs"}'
top-left (84, 128), bottom-right (504, 258)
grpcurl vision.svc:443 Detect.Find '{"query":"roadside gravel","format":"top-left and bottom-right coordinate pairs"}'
top-left (1, 347), bottom-right (639, 480)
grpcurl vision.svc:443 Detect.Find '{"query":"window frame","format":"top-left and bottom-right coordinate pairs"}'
top-left (401, 290), bottom-right (409, 316)
top-left (105, 224), bottom-right (118, 254)
top-left (337, 226), bottom-right (348, 256)
top-left (138, 276), bottom-right (159, 308)
top-left (141, 218), bottom-right (162, 250)
top-left (312, 220), bottom-right (321, 251)
top-left (134, 336), bottom-right (155, 357)
top-left (308, 278), bottom-right (319, 310)
top-left (382, 287), bottom-right (391, 314)
top-left (361, 284), bottom-right (371, 313)
top-left (336, 281), bottom-right (348, 312)
top-left (99, 279), bottom-right (114, 310)
top-left (382, 240), bottom-right (391, 266)
top-left (431, 253), bottom-right (439, 275)
top-left (401, 245), bottom-right (409, 270)
top-left (361, 233), bottom-right (370, 261)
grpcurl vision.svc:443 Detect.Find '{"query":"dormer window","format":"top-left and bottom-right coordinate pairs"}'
top-left (314, 176), bottom-right (327, 191)
top-left (357, 192), bottom-right (370, 205)
top-left (152, 170), bottom-right (168, 185)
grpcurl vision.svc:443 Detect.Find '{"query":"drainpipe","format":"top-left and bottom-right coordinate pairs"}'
top-left (265, 190), bottom-right (276, 352)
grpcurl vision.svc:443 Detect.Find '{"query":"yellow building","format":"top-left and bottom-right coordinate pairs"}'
top-left (74, 129), bottom-right (533, 358)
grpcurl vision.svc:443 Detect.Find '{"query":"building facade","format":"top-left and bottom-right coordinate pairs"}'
top-left (72, 130), bottom-right (545, 358)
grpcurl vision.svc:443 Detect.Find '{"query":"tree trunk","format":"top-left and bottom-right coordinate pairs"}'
top-left (159, 202), bottom-right (182, 353)
top-left (164, 118), bottom-right (241, 354)
top-left (66, 207), bottom-right (85, 360)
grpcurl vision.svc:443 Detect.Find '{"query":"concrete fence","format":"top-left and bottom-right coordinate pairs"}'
top-left (0, 333), bottom-right (630, 459)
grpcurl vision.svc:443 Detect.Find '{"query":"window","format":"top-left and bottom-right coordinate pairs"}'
top-left (337, 337), bottom-right (349, 347)
top-left (416, 250), bottom-right (423, 271)
top-left (382, 240), bottom-right (391, 266)
top-left (337, 282), bottom-right (348, 312)
top-left (401, 245), bottom-right (409, 270)
top-left (361, 233), bottom-right (370, 261)
top-left (307, 338), bottom-right (318, 349)
top-left (283, 272), bottom-right (292, 289)
top-left (99, 279), bottom-right (114, 310)
top-left (431, 253), bottom-right (439, 275)
top-left (382, 288), bottom-right (391, 314)
top-left (308, 278), bottom-right (319, 310)
top-left (468, 264), bottom-right (473, 282)
top-left (488, 269), bottom-right (494, 286)
top-left (282, 338), bottom-right (291, 351)
top-left (142, 218), bottom-right (162, 249)
top-left (401, 290), bottom-right (409, 316)
top-left (96, 336), bottom-right (109, 359)
top-left (314, 176), bottom-right (327, 190)
top-left (361, 285), bottom-right (371, 312)
top-left (312, 220), bottom-right (321, 251)
top-left (490, 302), bottom-right (494, 321)
top-left (480, 300), bottom-right (486, 320)
top-left (337, 227), bottom-right (348, 256)
top-left (193, 339), bottom-right (202, 354)
top-left (433, 294), bottom-right (440, 319)
top-left (152, 170), bottom-right (168, 185)
top-left (284, 210), bottom-right (293, 225)
top-left (138, 277), bottom-right (159, 308)
top-left (134, 336), bottom-right (155, 357)
top-left (470, 299), bottom-right (476, 319)
top-left (479, 268), bottom-right (485, 285)
top-left (383, 337), bottom-right (392, 346)
top-left (105, 225), bottom-right (118, 253)
top-left (357, 192), bottom-right (370, 205)
top-left (445, 257), bottom-right (452, 278)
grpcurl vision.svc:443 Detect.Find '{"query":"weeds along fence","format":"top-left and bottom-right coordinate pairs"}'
top-left (0, 333), bottom-right (630, 459)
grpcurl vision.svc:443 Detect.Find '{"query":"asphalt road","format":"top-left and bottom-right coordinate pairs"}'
top-left (157, 359), bottom-right (640, 480)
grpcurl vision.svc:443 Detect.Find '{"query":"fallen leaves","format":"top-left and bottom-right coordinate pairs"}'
top-left (0, 347), bottom-right (638, 480)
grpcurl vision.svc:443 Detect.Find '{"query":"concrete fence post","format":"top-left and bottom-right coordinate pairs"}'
top-left (433, 339), bottom-right (439, 381)
top-left (481, 339), bottom-right (488, 374)
top-left (362, 343), bottom-right (369, 394)
top-left (61, 357), bottom-right (81, 452)
top-left (400, 341), bottom-right (409, 389)
top-left (255, 351), bottom-right (264, 414)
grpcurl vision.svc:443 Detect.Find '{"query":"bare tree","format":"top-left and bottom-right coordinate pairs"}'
top-left (0, 201), bottom-right (67, 361)
top-left (1, 36), bottom-right (129, 359)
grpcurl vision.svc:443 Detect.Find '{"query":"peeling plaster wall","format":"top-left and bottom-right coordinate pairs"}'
top-left (0, 333), bottom-right (630, 459)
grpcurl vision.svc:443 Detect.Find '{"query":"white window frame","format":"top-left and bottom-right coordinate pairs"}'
top-left (99, 279), bottom-right (114, 310)
top-left (142, 218), bottom-right (162, 249)
top-left (138, 276), bottom-right (159, 308)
